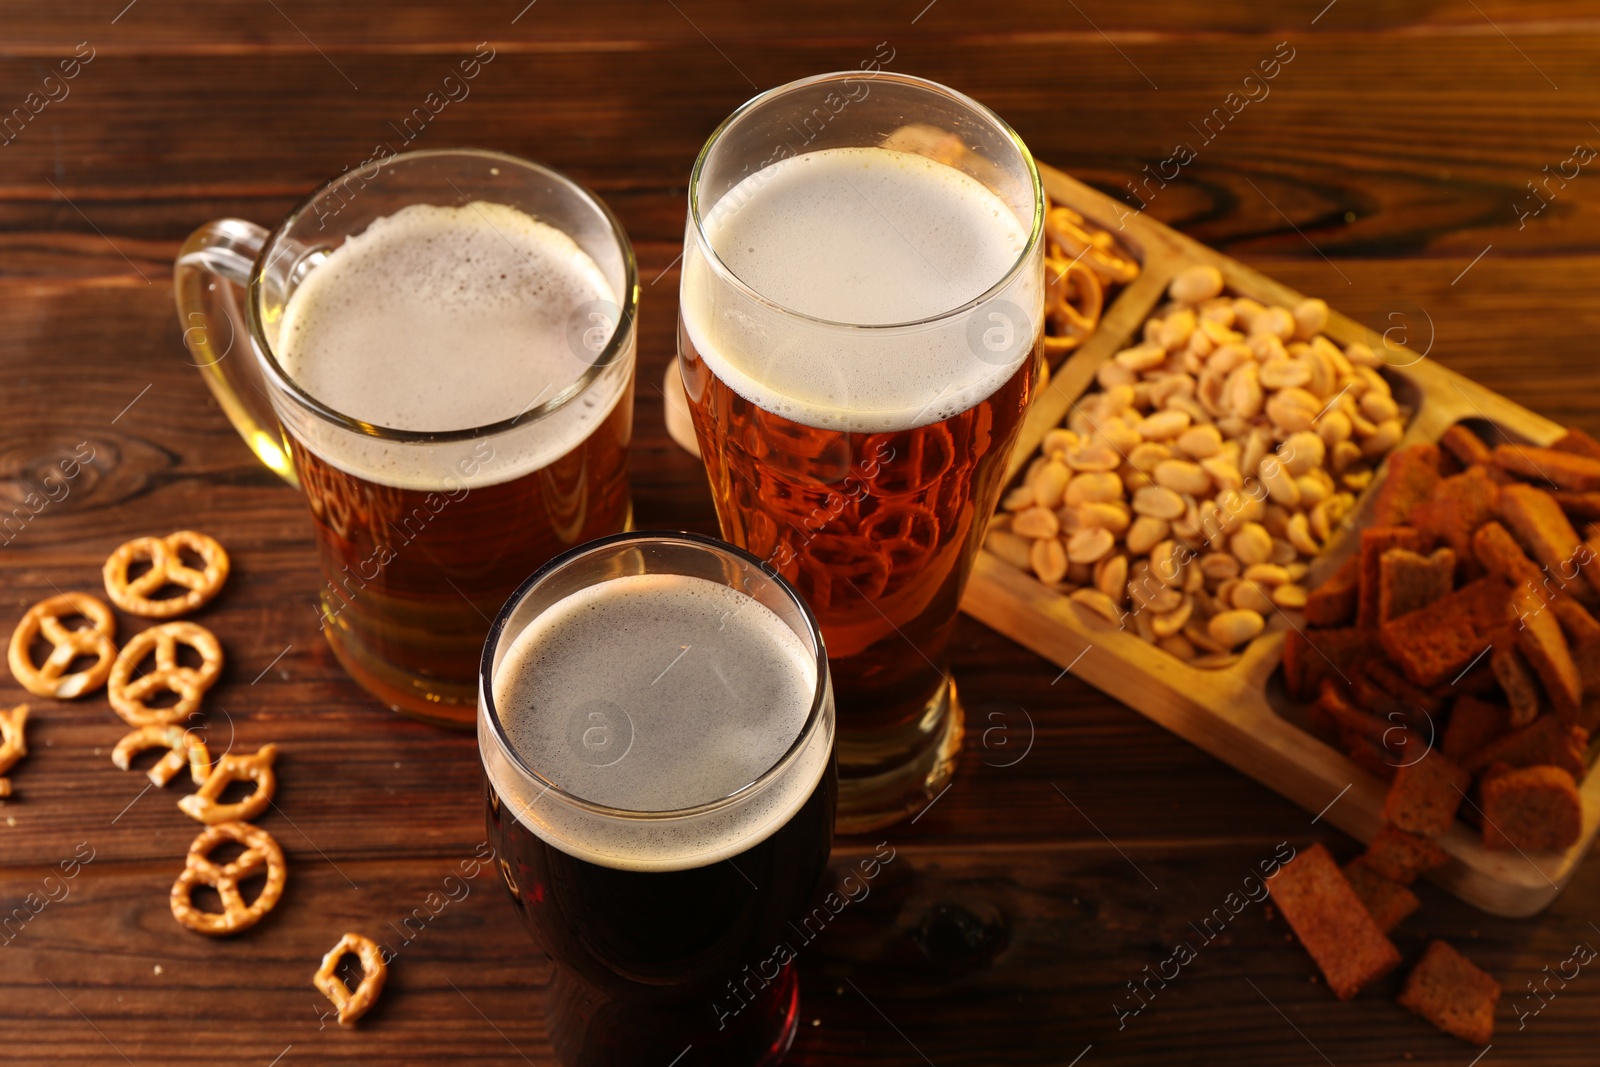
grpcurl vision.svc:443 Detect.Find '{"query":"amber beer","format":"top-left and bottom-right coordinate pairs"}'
top-left (678, 73), bottom-right (1045, 830)
top-left (174, 150), bottom-right (638, 727)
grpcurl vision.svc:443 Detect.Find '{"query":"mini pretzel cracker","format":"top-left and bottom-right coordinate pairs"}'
top-left (7, 592), bottom-right (117, 699)
top-left (169, 820), bottom-right (286, 936)
top-left (0, 704), bottom-right (29, 797)
top-left (111, 724), bottom-right (211, 787)
top-left (107, 621), bottom-right (223, 726)
top-left (313, 932), bottom-right (388, 1026)
top-left (1045, 204), bottom-right (1140, 286)
top-left (178, 743), bottom-right (277, 824)
top-left (102, 531), bottom-right (230, 618)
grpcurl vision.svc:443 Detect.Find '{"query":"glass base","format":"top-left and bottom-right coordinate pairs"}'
top-left (322, 624), bottom-right (476, 729)
top-left (835, 676), bottom-right (964, 834)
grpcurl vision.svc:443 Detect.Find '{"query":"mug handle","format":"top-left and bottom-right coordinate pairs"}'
top-left (173, 219), bottom-right (299, 488)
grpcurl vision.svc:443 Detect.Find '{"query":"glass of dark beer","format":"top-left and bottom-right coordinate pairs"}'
top-left (678, 72), bottom-right (1045, 830)
top-left (173, 149), bottom-right (638, 727)
top-left (480, 531), bottom-right (837, 1066)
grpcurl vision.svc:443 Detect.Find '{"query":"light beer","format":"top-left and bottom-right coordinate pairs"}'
top-left (680, 97), bottom-right (1044, 831)
top-left (479, 533), bottom-right (836, 1067)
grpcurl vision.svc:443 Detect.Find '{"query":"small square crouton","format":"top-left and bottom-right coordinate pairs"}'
top-left (1472, 520), bottom-right (1546, 594)
top-left (1374, 443), bottom-right (1442, 527)
top-left (1551, 427), bottom-right (1600, 461)
top-left (1551, 490), bottom-right (1600, 522)
top-left (1398, 940), bottom-right (1500, 1045)
top-left (1498, 483), bottom-right (1600, 599)
top-left (1442, 696), bottom-right (1511, 763)
top-left (1304, 554), bottom-right (1359, 627)
top-left (1440, 424), bottom-right (1493, 468)
top-left (1495, 442), bottom-right (1600, 492)
top-left (1360, 527), bottom-right (1423, 627)
top-left (1380, 576), bottom-right (1512, 688)
top-left (1510, 587), bottom-right (1583, 722)
top-left (1462, 716), bottom-right (1589, 779)
top-left (1410, 466), bottom-right (1501, 574)
top-left (1343, 858), bottom-right (1421, 934)
top-left (1553, 598), bottom-right (1600, 714)
top-left (1379, 547), bottom-right (1456, 623)
top-left (1283, 626), bottom-right (1379, 703)
top-left (1490, 644), bottom-right (1542, 728)
top-left (1382, 750), bottom-right (1471, 837)
top-left (1267, 843), bottom-right (1400, 1000)
top-left (1363, 826), bottom-right (1449, 884)
top-left (1480, 763), bottom-right (1584, 852)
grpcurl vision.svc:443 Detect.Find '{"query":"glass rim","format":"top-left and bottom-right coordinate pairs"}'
top-left (687, 70), bottom-right (1045, 332)
top-left (245, 146), bottom-right (640, 445)
top-left (478, 529), bottom-right (832, 822)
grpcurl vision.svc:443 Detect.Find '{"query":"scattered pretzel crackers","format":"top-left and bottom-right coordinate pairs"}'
top-left (8, 592), bottom-right (117, 699)
top-left (103, 530), bottom-right (230, 618)
top-left (0, 704), bottom-right (29, 797)
top-left (170, 820), bottom-right (286, 936)
top-left (112, 724), bottom-right (211, 787)
top-left (178, 744), bottom-right (277, 824)
top-left (1040, 203), bottom-right (1138, 362)
top-left (314, 932), bottom-right (388, 1026)
top-left (108, 621), bottom-right (223, 726)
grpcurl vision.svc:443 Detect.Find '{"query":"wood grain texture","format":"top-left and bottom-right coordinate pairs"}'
top-left (1, 2), bottom-right (1597, 1064)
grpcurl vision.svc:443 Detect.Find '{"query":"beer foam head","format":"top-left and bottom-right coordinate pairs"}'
top-left (681, 145), bottom-right (1041, 434)
top-left (482, 572), bottom-right (831, 872)
top-left (272, 201), bottom-right (631, 490)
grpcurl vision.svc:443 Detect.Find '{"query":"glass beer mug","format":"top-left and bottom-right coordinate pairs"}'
top-left (174, 148), bottom-right (638, 726)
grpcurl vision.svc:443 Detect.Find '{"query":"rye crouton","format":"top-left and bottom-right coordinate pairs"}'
top-left (1363, 826), bottom-right (1449, 884)
top-left (1379, 576), bottom-right (1512, 688)
top-left (1343, 858), bottom-right (1421, 934)
top-left (1497, 482), bottom-right (1600, 599)
top-left (1480, 763), bottom-right (1584, 852)
top-left (1553, 598), bottom-right (1600, 719)
top-left (1551, 490), bottom-right (1600, 522)
top-left (1304, 555), bottom-right (1359, 627)
top-left (1283, 626), bottom-right (1379, 703)
top-left (1442, 696), bottom-right (1511, 763)
top-left (1382, 750), bottom-right (1471, 837)
top-left (1410, 466), bottom-right (1500, 575)
top-left (1510, 586), bottom-right (1583, 721)
top-left (1472, 520), bottom-right (1548, 597)
top-left (1398, 940), bottom-right (1501, 1045)
top-left (1379, 547), bottom-right (1456, 623)
top-left (1490, 643), bottom-right (1542, 728)
top-left (1374, 443), bottom-right (1442, 527)
top-left (1359, 527), bottom-right (1423, 627)
top-left (1494, 443), bottom-right (1600, 492)
top-left (1551, 427), bottom-right (1600, 461)
top-left (1462, 716), bottom-right (1589, 779)
top-left (1267, 843), bottom-right (1401, 1000)
top-left (1440, 424), bottom-right (1494, 468)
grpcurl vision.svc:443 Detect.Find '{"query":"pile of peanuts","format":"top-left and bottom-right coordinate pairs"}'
top-left (986, 264), bottom-right (1407, 667)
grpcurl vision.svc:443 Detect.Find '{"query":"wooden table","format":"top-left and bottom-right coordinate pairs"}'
top-left (3, 2), bottom-right (1597, 1063)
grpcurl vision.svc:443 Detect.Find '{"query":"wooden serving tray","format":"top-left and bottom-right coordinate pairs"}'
top-left (961, 162), bottom-right (1600, 918)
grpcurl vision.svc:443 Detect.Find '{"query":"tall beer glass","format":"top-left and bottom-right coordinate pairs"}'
top-left (678, 73), bottom-right (1044, 830)
top-left (480, 531), bottom-right (836, 1066)
top-left (173, 149), bottom-right (638, 727)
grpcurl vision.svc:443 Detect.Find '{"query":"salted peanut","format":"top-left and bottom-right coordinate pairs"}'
top-left (1074, 502), bottom-right (1133, 536)
top-left (1096, 361), bottom-right (1138, 389)
top-left (1292, 297), bottom-right (1328, 339)
top-left (1200, 454), bottom-right (1245, 493)
top-left (1345, 340), bottom-right (1381, 367)
top-left (1143, 317), bottom-right (1165, 346)
top-left (1199, 299), bottom-right (1235, 327)
top-left (1124, 469), bottom-right (1153, 492)
top-left (1241, 428), bottom-right (1273, 480)
top-left (1099, 383), bottom-right (1137, 413)
top-left (1317, 409), bottom-right (1352, 446)
top-left (1030, 461), bottom-right (1071, 509)
top-left (1126, 516), bottom-right (1169, 555)
top-left (1030, 537), bottom-right (1069, 584)
top-left (1360, 391), bottom-right (1399, 423)
top-left (1232, 579), bottom-right (1276, 614)
top-left (1343, 467), bottom-right (1375, 491)
top-left (1129, 566), bottom-right (1183, 614)
top-left (1065, 442), bottom-right (1122, 473)
top-left (1243, 563), bottom-right (1291, 587)
top-left (1355, 365), bottom-right (1391, 397)
top-left (1184, 563), bottom-right (1207, 595)
top-left (1137, 409), bottom-right (1191, 440)
top-left (985, 530), bottom-right (1033, 570)
top-left (1362, 418), bottom-right (1404, 458)
top-left (1175, 424), bottom-right (1223, 459)
top-left (1133, 607), bottom-right (1158, 643)
top-left (1200, 553), bottom-right (1241, 583)
top-left (1271, 538), bottom-right (1298, 565)
top-left (1158, 309), bottom-right (1196, 350)
top-left (1276, 513), bottom-right (1315, 557)
top-left (1198, 318), bottom-right (1239, 347)
top-left (1153, 597), bottom-right (1194, 638)
top-left (1258, 357), bottom-right (1311, 391)
top-left (1070, 588), bottom-right (1124, 625)
top-left (1001, 485), bottom-right (1035, 511)
top-left (1153, 459), bottom-right (1210, 497)
top-left (1294, 474), bottom-right (1329, 508)
top-left (1130, 485), bottom-right (1185, 521)
top-left (1169, 264), bottom-right (1224, 304)
top-left (1099, 418), bottom-right (1143, 454)
top-left (1149, 540), bottom-right (1186, 587)
top-left (1213, 576), bottom-right (1241, 606)
top-left (1094, 553), bottom-right (1129, 602)
top-left (1230, 522), bottom-right (1273, 566)
top-left (1261, 503), bottom-right (1290, 539)
top-left (1145, 374), bottom-right (1195, 408)
top-left (1278, 432), bottom-right (1326, 476)
top-left (1223, 363), bottom-right (1264, 420)
top-left (1232, 296), bottom-right (1266, 331)
top-left (1257, 456), bottom-right (1302, 508)
top-left (1286, 561), bottom-right (1309, 582)
top-left (1184, 617), bottom-right (1229, 655)
top-left (1272, 583), bottom-right (1309, 609)
top-left (1330, 439), bottom-right (1363, 473)
top-left (1266, 388), bottom-right (1320, 434)
top-left (1251, 306), bottom-right (1295, 342)
top-left (1042, 428), bottom-right (1080, 456)
top-left (1209, 609), bottom-right (1266, 648)
top-left (1157, 633), bottom-right (1198, 661)
top-left (1012, 507), bottom-right (1059, 540)
top-left (1067, 527), bottom-right (1116, 565)
top-left (1128, 441), bottom-right (1173, 472)
top-left (1166, 395), bottom-right (1211, 428)
top-left (1114, 343), bottom-right (1167, 371)
top-left (1248, 330), bottom-right (1288, 363)
top-left (1065, 471), bottom-right (1123, 507)
top-left (1208, 342), bottom-right (1252, 376)
top-left (1186, 331), bottom-right (1214, 363)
